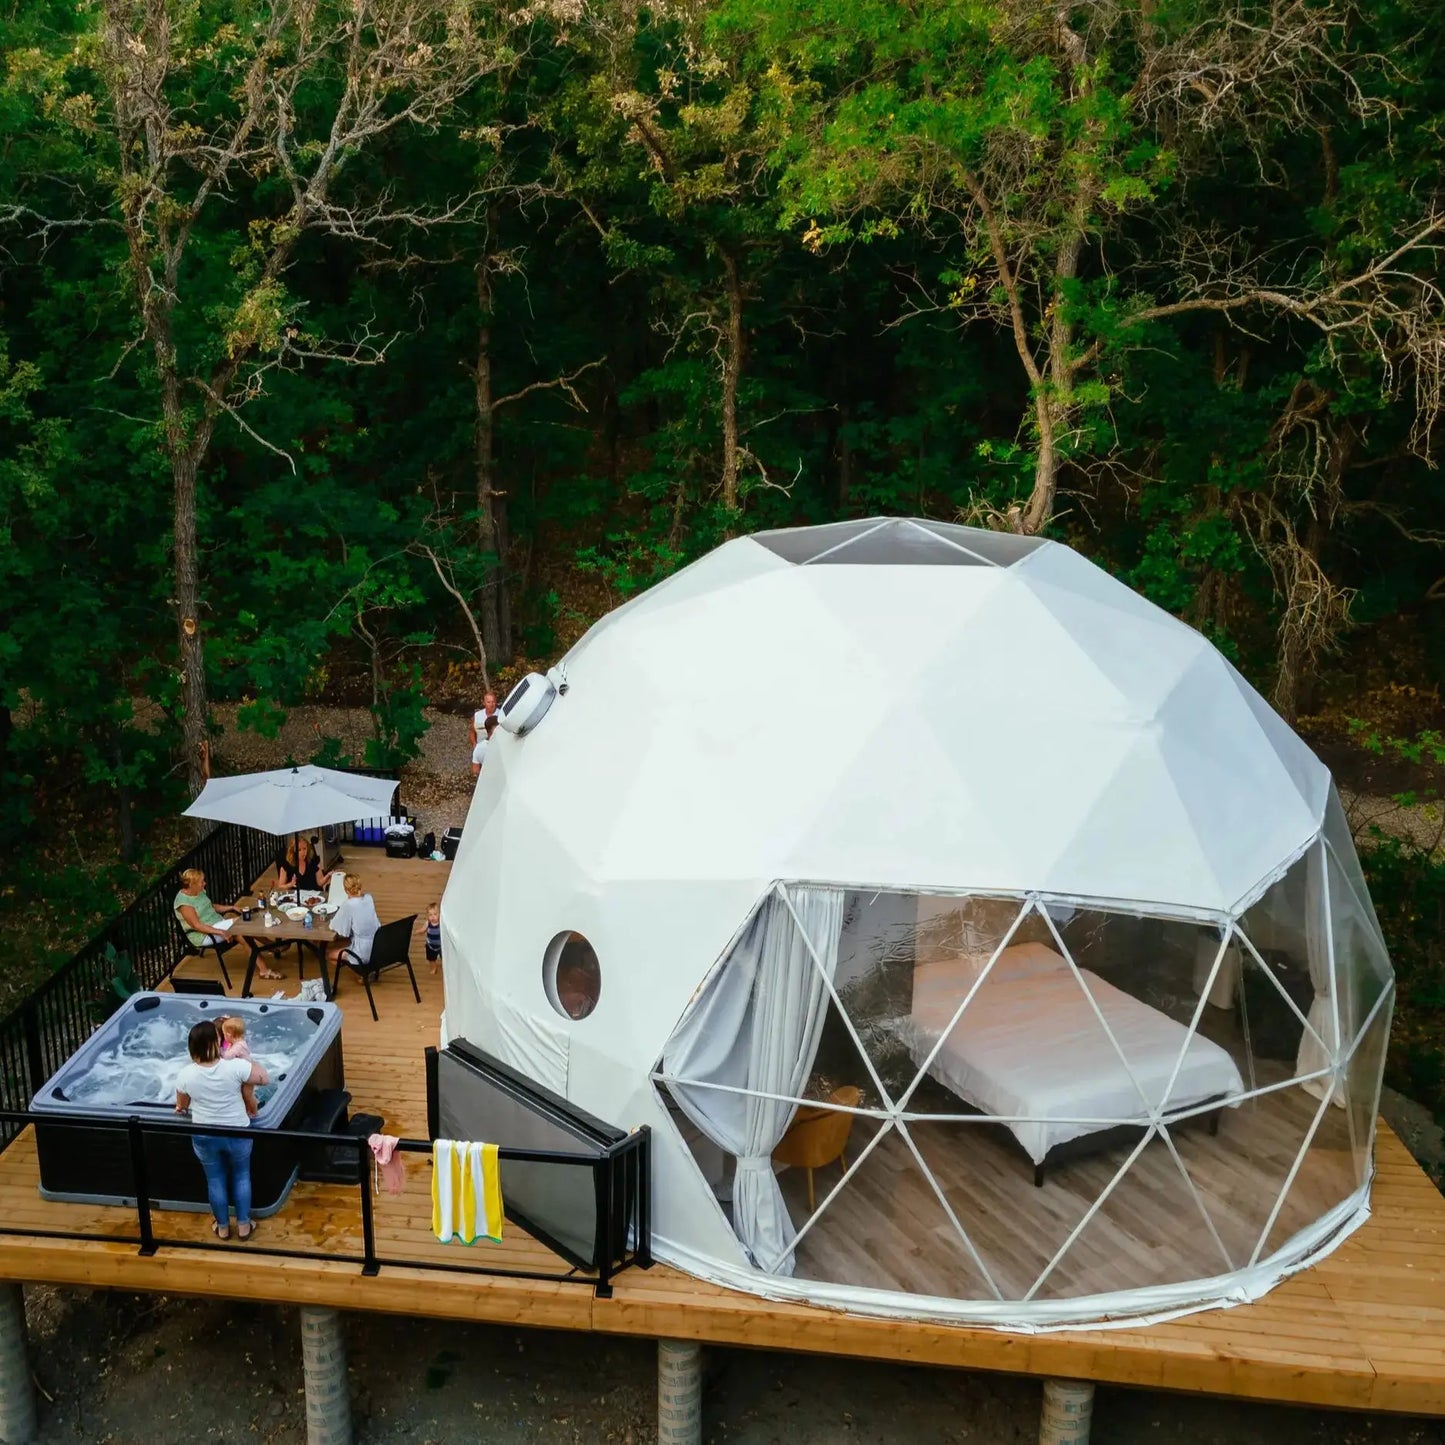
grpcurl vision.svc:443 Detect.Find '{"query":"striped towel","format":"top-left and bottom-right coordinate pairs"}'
top-left (431, 1139), bottom-right (503, 1245)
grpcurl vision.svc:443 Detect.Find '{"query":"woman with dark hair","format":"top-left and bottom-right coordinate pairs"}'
top-left (175, 1020), bottom-right (270, 1241)
top-left (275, 834), bottom-right (332, 894)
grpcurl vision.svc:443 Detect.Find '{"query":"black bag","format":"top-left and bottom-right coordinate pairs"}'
top-left (419, 831), bottom-right (437, 858)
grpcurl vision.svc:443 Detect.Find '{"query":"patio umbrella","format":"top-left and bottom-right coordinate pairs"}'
top-left (183, 765), bottom-right (400, 837)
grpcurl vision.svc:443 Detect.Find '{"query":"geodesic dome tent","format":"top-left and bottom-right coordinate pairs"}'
top-left (439, 517), bottom-right (1395, 1328)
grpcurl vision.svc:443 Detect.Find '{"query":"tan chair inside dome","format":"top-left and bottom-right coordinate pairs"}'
top-left (772, 1085), bottom-right (861, 1212)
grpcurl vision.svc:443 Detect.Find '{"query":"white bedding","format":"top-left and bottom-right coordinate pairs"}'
top-left (908, 946), bottom-right (1244, 1165)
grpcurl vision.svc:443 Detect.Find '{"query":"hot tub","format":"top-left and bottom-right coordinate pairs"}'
top-left (29, 992), bottom-right (346, 1216)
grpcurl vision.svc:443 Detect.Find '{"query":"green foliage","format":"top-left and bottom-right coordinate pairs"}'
top-left (90, 942), bottom-right (139, 1022)
top-left (1364, 837), bottom-right (1445, 1127)
top-left (364, 661), bottom-right (429, 773)
top-left (3, 0), bottom-right (1445, 1107)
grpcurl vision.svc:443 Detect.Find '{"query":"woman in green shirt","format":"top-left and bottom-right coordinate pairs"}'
top-left (173, 868), bottom-right (239, 954)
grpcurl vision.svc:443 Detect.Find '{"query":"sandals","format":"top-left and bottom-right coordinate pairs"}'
top-left (257, 967), bottom-right (283, 980)
top-left (211, 1221), bottom-right (230, 1241)
top-left (237, 1221), bottom-right (257, 1242)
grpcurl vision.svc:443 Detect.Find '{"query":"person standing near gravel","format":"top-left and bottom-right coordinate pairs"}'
top-left (471, 715), bottom-right (498, 778)
top-left (469, 692), bottom-right (499, 748)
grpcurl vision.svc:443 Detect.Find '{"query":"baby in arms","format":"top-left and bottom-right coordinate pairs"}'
top-left (217, 1016), bottom-right (260, 1118)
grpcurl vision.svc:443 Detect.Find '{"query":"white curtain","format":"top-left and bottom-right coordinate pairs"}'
top-left (662, 885), bottom-right (844, 1275)
top-left (1297, 841), bottom-right (1344, 1106)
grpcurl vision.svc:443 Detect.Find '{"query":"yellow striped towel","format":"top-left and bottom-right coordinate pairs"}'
top-left (432, 1139), bottom-right (503, 1245)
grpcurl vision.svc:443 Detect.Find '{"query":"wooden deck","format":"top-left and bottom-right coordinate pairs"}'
top-left (0, 855), bottom-right (1443, 1415)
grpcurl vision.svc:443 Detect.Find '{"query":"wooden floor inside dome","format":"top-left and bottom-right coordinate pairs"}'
top-left (779, 1081), bottom-right (1359, 1303)
top-left (0, 855), bottom-right (1442, 1416)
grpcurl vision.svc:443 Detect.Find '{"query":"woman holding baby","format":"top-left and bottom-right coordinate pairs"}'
top-left (174, 1019), bottom-right (269, 1241)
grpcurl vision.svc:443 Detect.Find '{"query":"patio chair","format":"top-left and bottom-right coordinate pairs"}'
top-left (772, 1085), bottom-right (862, 1212)
top-left (172, 921), bottom-right (235, 993)
top-left (331, 914), bottom-right (421, 1022)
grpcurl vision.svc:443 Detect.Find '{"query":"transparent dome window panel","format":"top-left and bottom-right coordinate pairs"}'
top-left (1257, 1086), bottom-right (1357, 1260)
top-left (910, 518), bottom-right (1047, 566)
top-left (907, 1117), bottom-right (1104, 1300)
top-left (1022, 1125), bottom-right (1238, 1300)
top-left (1168, 1079), bottom-right (1339, 1271)
top-left (657, 1080), bottom-right (740, 1229)
top-left (1042, 904), bottom-right (1234, 1119)
top-left (832, 890), bottom-right (1039, 1113)
top-left (751, 519), bottom-right (893, 564)
top-left (1322, 785), bottom-right (1386, 941)
top-left (1325, 847), bottom-right (1393, 1058)
top-left (783, 1117), bottom-right (998, 1300)
top-left (801, 518), bottom-right (993, 567)
top-left (1344, 990), bottom-right (1392, 1190)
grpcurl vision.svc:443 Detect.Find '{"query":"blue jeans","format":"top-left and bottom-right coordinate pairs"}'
top-left (192, 1135), bottom-right (254, 1228)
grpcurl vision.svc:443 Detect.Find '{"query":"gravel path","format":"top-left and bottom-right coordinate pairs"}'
top-left (213, 703), bottom-right (478, 840)
top-left (1342, 789), bottom-right (1445, 854)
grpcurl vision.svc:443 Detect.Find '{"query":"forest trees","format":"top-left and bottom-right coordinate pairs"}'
top-left (1, 0), bottom-right (1443, 825)
top-left (7, 0), bottom-right (529, 796)
top-left (742, 0), bottom-right (1443, 712)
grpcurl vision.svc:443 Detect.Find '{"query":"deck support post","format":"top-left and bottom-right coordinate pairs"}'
top-left (300, 1306), bottom-right (352, 1445)
top-left (657, 1338), bottom-right (702, 1445)
top-left (1038, 1377), bottom-right (1094, 1445)
top-left (0, 1283), bottom-right (38, 1445)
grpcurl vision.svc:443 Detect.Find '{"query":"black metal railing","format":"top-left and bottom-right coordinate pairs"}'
top-left (0, 770), bottom-right (405, 1147)
top-left (0, 1108), bottom-right (649, 1297)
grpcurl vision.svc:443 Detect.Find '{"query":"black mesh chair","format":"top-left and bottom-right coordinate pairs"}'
top-left (332, 914), bottom-right (421, 1022)
top-left (172, 921), bottom-right (235, 993)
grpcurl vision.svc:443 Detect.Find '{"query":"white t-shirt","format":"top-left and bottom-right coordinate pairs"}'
top-left (332, 892), bottom-right (382, 965)
top-left (176, 1058), bottom-right (254, 1128)
top-left (473, 708), bottom-right (497, 731)
top-left (471, 738), bottom-right (488, 769)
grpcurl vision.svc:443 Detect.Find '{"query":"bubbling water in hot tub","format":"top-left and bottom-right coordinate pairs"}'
top-left (61, 1007), bottom-right (315, 1110)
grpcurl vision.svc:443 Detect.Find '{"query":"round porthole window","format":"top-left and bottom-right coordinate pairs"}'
top-left (543, 931), bottom-right (601, 1021)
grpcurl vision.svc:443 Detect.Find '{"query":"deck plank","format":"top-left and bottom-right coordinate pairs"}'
top-left (0, 855), bottom-right (1442, 1414)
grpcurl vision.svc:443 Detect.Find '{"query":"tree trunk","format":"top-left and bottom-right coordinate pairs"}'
top-left (1273, 511), bottom-right (1326, 725)
top-left (833, 405), bottom-right (853, 512)
top-left (474, 248), bottom-right (511, 664)
top-left (1021, 395), bottom-right (1061, 534)
top-left (1020, 212), bottom-right (1087, 536)
top-left (114, 733), bottom-right (136, 864)
top-left (166, 413), bottom-right (210, 803)
top-left (719, 248), bottom-right (743, 517)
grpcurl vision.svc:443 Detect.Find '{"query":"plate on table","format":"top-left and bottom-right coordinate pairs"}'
top-left (311, 902), bottom-right (339, 918)
top-left (301, 893), bottom-right (323, 907)
top-left (283, 905), bottom-right (308, 922)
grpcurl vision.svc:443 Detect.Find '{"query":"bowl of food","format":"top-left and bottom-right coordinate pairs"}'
top-left (302, 893), bottom-right (323, 907)
top-left (283, 905), bottom-right (308, 922)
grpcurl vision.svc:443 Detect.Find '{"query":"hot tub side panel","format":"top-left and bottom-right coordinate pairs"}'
top-left (32, 995), bottom-right (346, 1216)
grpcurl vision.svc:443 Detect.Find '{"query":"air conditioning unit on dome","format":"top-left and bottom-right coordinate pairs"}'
top-left (498, 671), bottom-right (557, 736)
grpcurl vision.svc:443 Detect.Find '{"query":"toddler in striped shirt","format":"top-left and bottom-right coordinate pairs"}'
top-left (426, 902), bottom-right (442, 975)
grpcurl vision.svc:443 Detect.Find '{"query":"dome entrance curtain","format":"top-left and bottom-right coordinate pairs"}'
top-left (662, 885), bottom-right (844, 1276)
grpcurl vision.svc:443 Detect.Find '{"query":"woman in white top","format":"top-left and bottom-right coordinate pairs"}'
top-left (175, 1020), bottom-right (270, 1240)
top-left (328, 872), bottom-right (382, 980)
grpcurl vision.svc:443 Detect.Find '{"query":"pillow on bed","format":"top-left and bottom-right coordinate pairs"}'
top-left (989, 941), bottom-right (1069, 982)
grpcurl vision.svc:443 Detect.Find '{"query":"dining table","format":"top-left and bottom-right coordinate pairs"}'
top-left (228, 894), bottom-right (338, 999)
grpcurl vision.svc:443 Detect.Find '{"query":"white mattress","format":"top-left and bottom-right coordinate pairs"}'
top-left (907, 947), bottom-right (1244, 1164)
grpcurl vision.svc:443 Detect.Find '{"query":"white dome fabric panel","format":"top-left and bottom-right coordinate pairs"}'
top-left (438, 519), bottom-right (1382, 1331)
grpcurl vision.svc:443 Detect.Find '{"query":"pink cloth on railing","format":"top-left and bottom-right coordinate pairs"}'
top-left (368, 1133), bottom-right (406, 1195)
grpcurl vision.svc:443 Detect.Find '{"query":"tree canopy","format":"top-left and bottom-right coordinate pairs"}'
top-left (1, 0), bottom-right (1442, 842)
